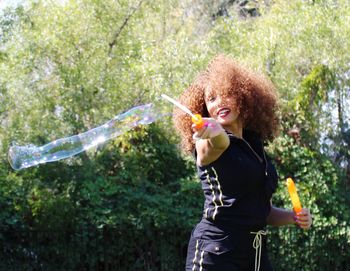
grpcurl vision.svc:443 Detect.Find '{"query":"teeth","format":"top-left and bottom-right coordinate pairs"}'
top-left (218, 109), bottom-right (230, 115)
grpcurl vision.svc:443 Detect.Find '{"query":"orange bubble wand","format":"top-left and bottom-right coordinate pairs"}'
top-left (286, 177), bottom-right (302, 213)
top-left (161, 94), bottom-right (204, 129)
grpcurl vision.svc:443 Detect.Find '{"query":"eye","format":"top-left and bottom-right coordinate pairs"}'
top-left (207, 96), bottom-right (216, 102)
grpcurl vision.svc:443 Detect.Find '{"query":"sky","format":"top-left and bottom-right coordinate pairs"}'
top-left (0, 0), bottom-right (68, 13)
top-left (0, 0), bottom-right (23, 11)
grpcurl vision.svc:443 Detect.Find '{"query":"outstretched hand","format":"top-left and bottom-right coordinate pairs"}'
top-left (192, 118), bottom-right (225, 140)
top-left (294, 208), bottom-right (312, 229)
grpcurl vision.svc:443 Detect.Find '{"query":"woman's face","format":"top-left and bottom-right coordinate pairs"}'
top-left (204, 90), bottom-right (240, 128)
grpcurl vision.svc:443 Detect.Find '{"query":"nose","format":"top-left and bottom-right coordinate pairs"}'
top-left (216, 96), bottom-right (228, 107)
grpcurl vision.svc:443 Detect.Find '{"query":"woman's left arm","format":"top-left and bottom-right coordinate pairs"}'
top-left (267, 205), bottom-right (312, 229)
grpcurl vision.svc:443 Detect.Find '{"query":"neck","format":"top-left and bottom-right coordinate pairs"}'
top-left (224, 119), bottom-right (243, 138)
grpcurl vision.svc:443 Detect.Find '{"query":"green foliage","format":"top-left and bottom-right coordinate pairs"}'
top-left (73, 125), bottom-right (201, 230)
top-left (286, 65), bottom-right (335, 142)
top-left (0, 0), bottom-right (350, 269)
top-left (208, 0), bottom-right (350, 97)
top-left (266, 135), bottom-right (350, 269)
top-left (267, 135), bottom-right (349, 226)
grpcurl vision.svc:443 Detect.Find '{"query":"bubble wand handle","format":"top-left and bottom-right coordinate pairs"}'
top-left (161, 94), bottom-right (204, 129)
top-left (286, 178), bottom-right (302, 213)
top-left (191, 114), bottom-right (204, 129)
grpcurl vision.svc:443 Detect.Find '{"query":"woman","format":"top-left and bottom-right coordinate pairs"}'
top-left (173, 55), bottom-right (312, 271)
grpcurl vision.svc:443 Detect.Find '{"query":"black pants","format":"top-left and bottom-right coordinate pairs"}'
top-left (185, 221), bottom-right (273, 271)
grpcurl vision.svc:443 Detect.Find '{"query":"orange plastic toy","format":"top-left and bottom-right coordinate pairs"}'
top-left (191, 114), bottom-right (204, 129)
top-left (286, 177), bottom-right (302, 213)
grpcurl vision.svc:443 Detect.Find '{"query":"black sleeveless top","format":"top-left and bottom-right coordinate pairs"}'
top-left (196, 130), bottom-right (278, 229)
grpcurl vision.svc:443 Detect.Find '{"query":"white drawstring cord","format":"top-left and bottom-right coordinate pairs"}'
top-left (250, 230), bottom-right (267, 271)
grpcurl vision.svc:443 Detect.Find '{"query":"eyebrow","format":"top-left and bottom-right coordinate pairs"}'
top-left (205, 89), bottom-right (216, 97)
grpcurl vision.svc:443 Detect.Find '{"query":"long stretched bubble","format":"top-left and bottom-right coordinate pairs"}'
top-left (8, 103), bottom-right (169, 170)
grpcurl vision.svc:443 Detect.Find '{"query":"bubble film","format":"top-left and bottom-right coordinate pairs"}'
top-left (8, 103), bottom-right (169, 170)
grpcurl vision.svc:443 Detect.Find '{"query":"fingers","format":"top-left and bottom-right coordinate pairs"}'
top-left (192, 123), bottom-right (208, 140)
top-left (294, 208), bottom-right (312, 229)
top-left (192, 118), bottom-right (224, 140)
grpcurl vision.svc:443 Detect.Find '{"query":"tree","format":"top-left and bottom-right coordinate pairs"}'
top-left (0, 0), bottom-right (349, 269)
top-left (207, 0), bottom-right (350, 180)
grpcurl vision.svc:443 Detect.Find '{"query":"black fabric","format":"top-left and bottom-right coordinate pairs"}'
top-left (185, 219), bottom-right (273, 271)
top-left (196, 130), bottom-right (278, 228)
top-left (186, 130), bottom-right (278, 270)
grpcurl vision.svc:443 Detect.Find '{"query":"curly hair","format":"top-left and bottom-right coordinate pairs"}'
top-left (173, 54), bottom-right (280, 153)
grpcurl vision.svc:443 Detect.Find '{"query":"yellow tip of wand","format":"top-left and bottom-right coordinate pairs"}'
top-left (191, 114), bottom-right (204, 129)
top-left (286, 177), bottom-right (302, 213)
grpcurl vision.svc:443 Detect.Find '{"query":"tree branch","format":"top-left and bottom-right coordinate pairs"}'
top-left (108, 0), bottom-right (145, 56)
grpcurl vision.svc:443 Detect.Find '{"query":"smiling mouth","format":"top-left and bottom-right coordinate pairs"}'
top-left (217, 108), bottom-right (230, 118)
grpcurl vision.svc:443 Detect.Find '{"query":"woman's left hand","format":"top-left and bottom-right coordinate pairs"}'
top-left (294, 208), bottom-right (312, 229)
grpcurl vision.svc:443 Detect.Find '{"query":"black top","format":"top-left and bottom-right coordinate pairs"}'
top-left (196, 130), bottom-right (278, 230)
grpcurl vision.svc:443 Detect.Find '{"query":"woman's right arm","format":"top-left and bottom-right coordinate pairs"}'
top-left (193, 118), bottom-right (230, 166)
